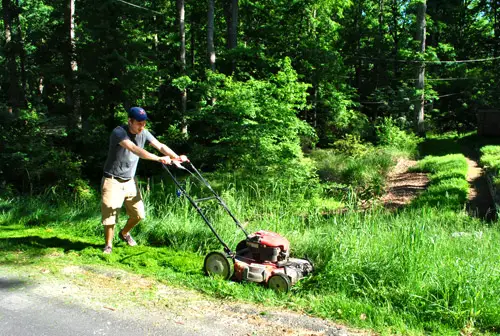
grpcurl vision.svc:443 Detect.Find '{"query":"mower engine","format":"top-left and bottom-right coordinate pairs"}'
top-left (232, 230), bottom-right (314, 292)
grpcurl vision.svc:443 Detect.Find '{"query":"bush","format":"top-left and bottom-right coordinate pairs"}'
top-left (188, 58), bottom-right (319, 198)
top-left (310, 147), bottom-right (395, 200)
top-left (375, 117), bottom-right (421, 157)
top-left (0, 109), bottom-right (91, 198)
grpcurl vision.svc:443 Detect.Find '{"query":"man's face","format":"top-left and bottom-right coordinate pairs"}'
top-left (128, 119), bottom-right (147, 134)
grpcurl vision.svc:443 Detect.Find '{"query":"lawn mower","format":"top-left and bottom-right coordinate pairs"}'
top-left (163, 158), bottom-right (314, 293)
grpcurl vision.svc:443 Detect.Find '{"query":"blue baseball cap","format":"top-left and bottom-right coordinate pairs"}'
top-left (128, 107), bottom-right (148, 121)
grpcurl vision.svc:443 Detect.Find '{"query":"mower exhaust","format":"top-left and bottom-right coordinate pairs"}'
top-left (163, 160), bottom-right (314, 293)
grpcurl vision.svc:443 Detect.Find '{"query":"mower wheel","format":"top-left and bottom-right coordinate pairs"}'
top-left (204, 252), bottom-right (234, 280)
top-left (267, 273), bottom-right (291, 293)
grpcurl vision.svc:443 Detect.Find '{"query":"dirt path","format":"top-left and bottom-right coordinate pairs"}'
top-left (379, 159), bottom-right (428, 209)
top-left (465, 157), bottom-right (496, 221)
top-left (380, 156), bottom-right (495, 220)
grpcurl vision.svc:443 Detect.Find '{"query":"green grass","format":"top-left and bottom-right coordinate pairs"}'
top-left (309, 147), bottom-right (395, 200)
top-left (410, 154), bottom-right (469, 210)
top-left (2, 178), bottom-right (500, 335)
top-left (2, 132), bottom-right (500, 335)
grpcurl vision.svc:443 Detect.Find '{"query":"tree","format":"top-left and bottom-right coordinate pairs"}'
top-left (64, 0), bottom-right (80, 129)
top-left (207, 0), bottom-right (216, 71)
top-left (177, 0), bottom-right (188, 134)
top-left (224, 0), bottom-right (238, 73)
top-left (2, 0), bottom-right (22, 115)
top-left (414, 0), bottom-right (426, 135)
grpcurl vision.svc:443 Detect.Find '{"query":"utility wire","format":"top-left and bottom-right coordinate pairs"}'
top-left (426, 77), bottom-right (479, 81)
top-left (114, 0), bottom-right (163, 15)
top-left (356, 55), bottom-right (500, 64)
top-left (403, 77), bottom-right (479, 81)
top-left (360, 92), bottom-right (464, 105)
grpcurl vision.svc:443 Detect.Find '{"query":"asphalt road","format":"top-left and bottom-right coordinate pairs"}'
top-left (0, 269), bottom-right (355, 336)
top-left (0, 276), bottom-right (199, 336)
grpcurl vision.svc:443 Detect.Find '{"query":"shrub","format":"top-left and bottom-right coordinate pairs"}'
top-left (310, 147), bottom-right (395, 199)
top-left (0, 109), bottom-right (91, 198)
top-left (375, 117), bottom-right (421, 157)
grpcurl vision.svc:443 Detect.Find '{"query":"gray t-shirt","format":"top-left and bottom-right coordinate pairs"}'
top-left (103, 125), bottom-right (156, 179)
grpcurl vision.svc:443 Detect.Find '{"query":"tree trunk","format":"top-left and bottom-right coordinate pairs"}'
top-left (414, 0), bottom-right (426, 136)
top-left (64, 0), bottom-right (81, 129)
top-left (14, 0), bottom-right (27, 108)
top-left (225, 0), bottom-right (238, 50)
top-left (177, 0), bottom-right (188, 135)
top-left (190, 22), bottom-right (196, 67)
top-left (224, 0), bottom-right (238, 73)
top-left (390, 0), bottom-right (400, 77)
top-left (493, 0), bottom-right (500, 57)
top-left (207, 0), bottom-right (216, 72)
top-left (354, 3), bottom-right (363, 94)
top-left (2, 0), bottom-right (21, 115)
top-left (375, 0), bottom-right (385, 90)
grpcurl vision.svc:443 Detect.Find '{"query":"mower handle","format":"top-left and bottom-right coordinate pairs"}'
top-left (170, 155), bottom-right (189, 168)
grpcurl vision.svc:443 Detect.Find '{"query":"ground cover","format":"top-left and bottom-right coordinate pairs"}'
top-left (1, 133), bottom-right (499, 335)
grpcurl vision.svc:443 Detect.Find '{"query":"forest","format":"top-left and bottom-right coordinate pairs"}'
top-left (2, 1), bottom-right (500, 335)
top-left (2, 0), bottom-right (500, 193)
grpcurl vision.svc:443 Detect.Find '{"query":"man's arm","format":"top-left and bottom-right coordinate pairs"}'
top-left (148, 138), bottom-right (180, 159)
top-left (119, 139), bottom-right (171, 164)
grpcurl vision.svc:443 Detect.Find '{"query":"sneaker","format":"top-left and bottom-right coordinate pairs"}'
top-left (119, 231), bottom-right (137, 246)
top-left (103, 245), bottom-right (112, 254)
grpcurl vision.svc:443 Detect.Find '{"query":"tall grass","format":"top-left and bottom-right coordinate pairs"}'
top-left (3, 189), bottom-right (499, 334)
top-left (2, 149), bottom-right (500, 334)
top-left (310, 148), bottom-right (395, 200)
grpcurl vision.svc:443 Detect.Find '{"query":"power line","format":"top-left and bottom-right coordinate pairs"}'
top-left (114, 0), bottom-right (163, 15)
top-left (360, 92), bottom-right (464, 105)
top-left (426, 77), bottom-right (479, 81)
top-left (404, 77), bottom-right (478, 81)
top-left (356, 55), bottom-right (500, 64)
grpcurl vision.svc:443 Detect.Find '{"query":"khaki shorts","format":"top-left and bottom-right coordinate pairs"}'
top-left (101, 177), bottom-right (145, 226)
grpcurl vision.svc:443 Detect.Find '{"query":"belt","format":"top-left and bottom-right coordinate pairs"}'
top-left (103, 172), bottom-right (131, 183)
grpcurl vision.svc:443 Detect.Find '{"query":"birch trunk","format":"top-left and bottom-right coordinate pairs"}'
top-left (414, 0), bottom-right (426, 135)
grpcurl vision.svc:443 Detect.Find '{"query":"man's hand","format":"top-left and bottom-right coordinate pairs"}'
top-left (179, 155), bottom-right (189, 162)
top-left (158, 156), bottom-right (172, 165)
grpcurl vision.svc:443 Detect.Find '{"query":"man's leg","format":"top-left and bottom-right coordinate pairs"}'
top-left (104, 224), bottom-right (115, 247)
top-left (101, 177), bottom-right (124, 252)
top-left (120, 178), bottom-right (145, 246)
top-left (121, 217), bottom-right (140, 236)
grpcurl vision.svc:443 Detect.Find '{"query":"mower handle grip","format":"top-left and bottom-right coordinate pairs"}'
top-left (169, 155), bottom-right (190, 169)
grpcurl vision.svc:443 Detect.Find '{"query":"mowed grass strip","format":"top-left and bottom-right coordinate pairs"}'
top-left (410, 154), bottom-right (469, 210)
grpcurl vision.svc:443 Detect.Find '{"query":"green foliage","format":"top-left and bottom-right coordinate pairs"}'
top-left (191, 58), bottom-right (319, 197)
top-left (480, 145), bottom-right (500, 174)
top-left (375, 117), bottom-right (421, 157)
top-left (479, 145), bottom-right (500, 193)
top-left (330, 134), bottom-right (370, 156)
top-left (0, 110), bottom-right (91, 199)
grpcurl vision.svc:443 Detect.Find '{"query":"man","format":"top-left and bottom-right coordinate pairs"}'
top-left (101, 106), bottom-right (186, 254)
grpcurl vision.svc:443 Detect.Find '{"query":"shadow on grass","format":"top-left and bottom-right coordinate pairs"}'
top-left (419, 133), bottom-right (500, 157)
top-left (0, 236), bottom-right (101, 252)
